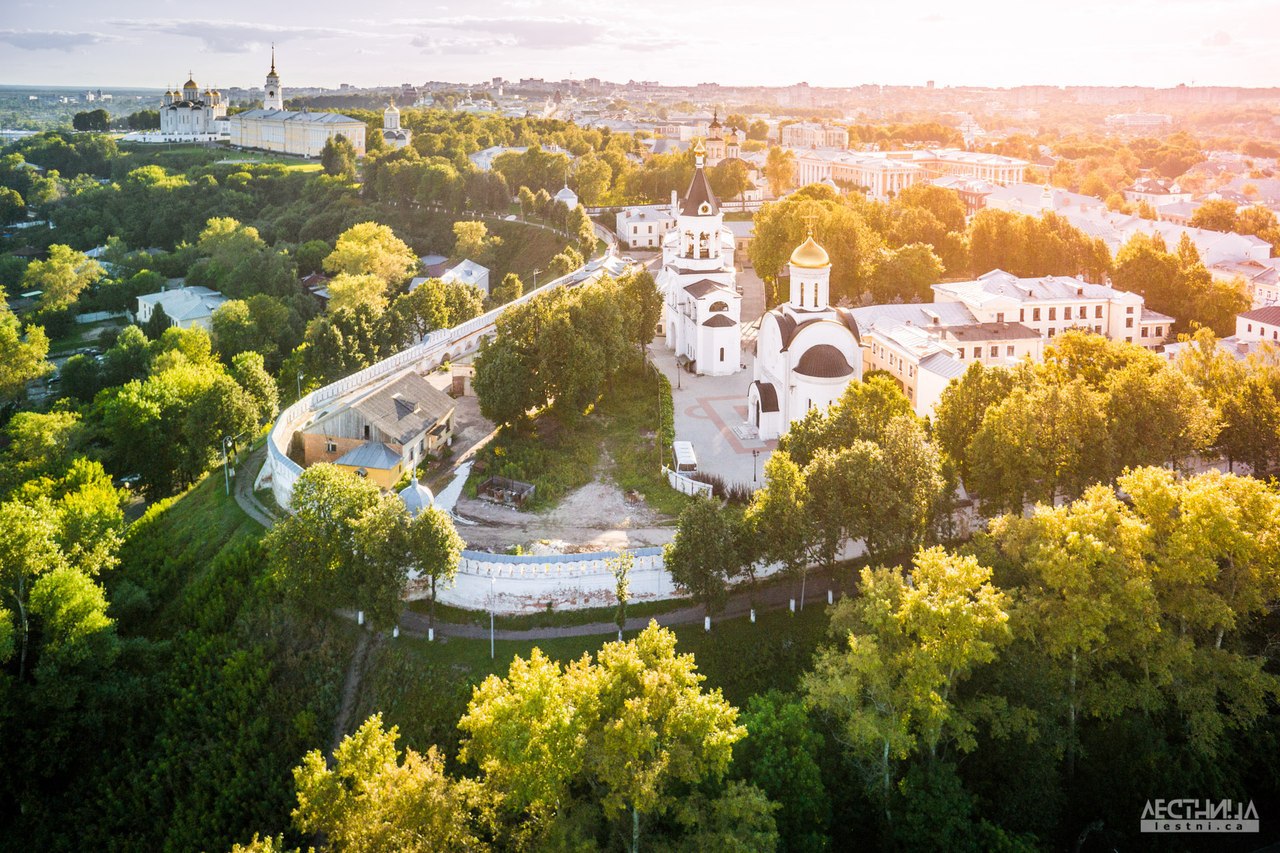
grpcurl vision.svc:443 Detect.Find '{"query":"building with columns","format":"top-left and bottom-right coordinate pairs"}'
top-left (656, 141), bottom-right (742, 376)
top-left (749, 230), bottom-right (864, 440)
top-left (229, 51), bottom-right (367, 158)
top-left (794, 148), bottom-right (1027, 201)
top-left (158, 74), bottom-right (228, 140)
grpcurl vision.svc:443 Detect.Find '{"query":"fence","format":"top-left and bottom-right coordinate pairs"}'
top-left (664, 467), bottom-right (715, 498)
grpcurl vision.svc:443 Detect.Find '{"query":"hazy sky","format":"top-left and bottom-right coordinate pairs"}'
top-left (1, 0), bottom-right (1277, 90)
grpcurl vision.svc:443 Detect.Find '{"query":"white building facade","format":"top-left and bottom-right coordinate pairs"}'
top-left (228, 54), bottom-right (367, 157)
top-left (158, 76), bottom-right (228, 141)
top-left (656, 142), bottom-right (742, 376)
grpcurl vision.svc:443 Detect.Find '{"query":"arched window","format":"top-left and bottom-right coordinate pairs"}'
top-left (709, 301), bottom-right (729, 312)
top-left (719, 347), bottom-right (725, 361)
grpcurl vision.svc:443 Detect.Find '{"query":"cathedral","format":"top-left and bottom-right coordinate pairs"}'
top-left (656, 140), bottom-right (742, 376)
top-left (749, 229), bottom-right (864, 440)
top-left (229, 50), bottom-right (367, 158)
top-left (159, 75), bottom-right (228, 140)
top-left (381, 101), bottom-right (412, 150)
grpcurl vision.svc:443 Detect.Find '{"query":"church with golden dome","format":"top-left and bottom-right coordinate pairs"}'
top-left (748, 227), bottom-right (864, 440)
top-left (158, 74), bottom-right (228, 140)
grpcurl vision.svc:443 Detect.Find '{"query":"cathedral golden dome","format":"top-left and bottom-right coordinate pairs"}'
top-left (790, 234), bottom-right (830, 269)
top-left (184, 78), bottom-right (198, 89)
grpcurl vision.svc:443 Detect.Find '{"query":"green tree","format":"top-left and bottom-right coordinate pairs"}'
top-left (326, 272), bottom-right (390, 315)
top-left (664, 497), bottom-right (742, 622)
top-left (490, 272), bottom-right (523, 306)
top-left (804, 548), bottom-right (1010, 817)
top-left (323, 222), bottom-right (418, 288)
top-left (609, 549), bottom-right (633, 641)
top-left (745, 451), bottom-right (815, 609)
top-left (406, 506), bottom-right (465, 635)
top-left (24, 244), bottom-right (105, 312)
top-left (319, 133), bottom-right (358, 180)
top-left (293, 714), bottom-right (479, 851)
top-left (1188, 198), bottom-right (1239, 232)
top-left (765, 146), bottom-right (795, 196)
top-left (0, 499), bottom-right (67, 678)
top-left (0, 299), bottom-right (51, 398)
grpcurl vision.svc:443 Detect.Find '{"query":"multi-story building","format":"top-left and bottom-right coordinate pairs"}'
top-left (781, 122), bottom-right (849, 150)
top-left (794, 149), bottom-right (1026, 201)
top-left (229, 53), bottom-right (366, 157)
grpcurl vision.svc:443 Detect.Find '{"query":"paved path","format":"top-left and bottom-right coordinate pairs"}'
top-left (233, 446), bottom-right (277, 527)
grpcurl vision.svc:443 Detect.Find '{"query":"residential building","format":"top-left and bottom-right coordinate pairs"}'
top-left (794, 148), bottom-right (1026, 201)
top-left (1210, 258), bottom-right (1280, 308)
top-left (615, 204), bottom-right (677, 250)
top-left (750, 230), bottom-right (863, 439)
top-left (298, 371), bottom-right (456, 491)
top-left (135, 285), bottom-right (227, 331)
top-left (932, 270), bottom-right (1173, 348)
top-left (1123, 177), bottom-right (1191, 208)
top-left (440, 260), bottom-right (490, 296)
top-left (656, 141), bottom-right (742, 377)
top-left (1237, 306), bottom-right (1280, 344)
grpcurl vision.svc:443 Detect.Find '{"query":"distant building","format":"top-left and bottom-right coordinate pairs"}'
top-left (380, 101), bottom-right (412, 150)
top-left (554, 184), bottom-right (580, 210)
top-left (615, 204), bottom-right (677, 250)
top-left (794, 148), bottom-right (1026, 201)
top-left (135, 284), bottom-right (227, 331)
top-left (229, 52), bottom-right (366, 157)
top-left (1210, 258), bottom-right (1280, 308)
top-left (1105, 113), bottom-right (1172, 130)
top-left (158, 75), bottom-right (228, 141)
top-left (1123, 177), bottom-right (1191, 208)
top-left (781, 122), bottom-right (848, 150)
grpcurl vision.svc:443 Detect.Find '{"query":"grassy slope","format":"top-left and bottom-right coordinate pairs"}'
top-left (355, 604), bottom-right (833, 764)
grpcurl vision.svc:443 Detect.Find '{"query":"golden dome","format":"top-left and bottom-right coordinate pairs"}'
top-left (184, 78), bottom-right (198, 89)
top-left (790, 235), bottom-right (830, 269)
top-left (693, 138), bottom-right (706, 156)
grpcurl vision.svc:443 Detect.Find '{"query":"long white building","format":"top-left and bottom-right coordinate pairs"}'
top-left (794, 148), bottom-right (1027, 201)
top-left (228, 52), bottom-right (366, 157)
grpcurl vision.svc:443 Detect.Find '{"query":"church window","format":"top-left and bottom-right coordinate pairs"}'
top-left (326, 440), bottom-right (336, 453)
top-left (719, 347), bottom-right (725, 361)
top-left (363, 424), bottom-right (371, 440)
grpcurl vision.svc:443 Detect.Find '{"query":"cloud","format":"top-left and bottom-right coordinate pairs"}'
top-left (399, 15), bottom-right (607, 51)
top-left (921, 13), bottom-right (945, 22)
top-left (111, 19), bottom-right (367, 53)
top-left (1202, 30), bottom-right (1231, 47)
top-left (0, 29), bottom-right (117, 51)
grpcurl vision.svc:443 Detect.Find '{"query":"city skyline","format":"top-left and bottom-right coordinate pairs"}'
top-left (1, 0), bottom-right (1278, 90)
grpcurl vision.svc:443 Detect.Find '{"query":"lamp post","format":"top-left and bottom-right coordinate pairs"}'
top-left (753, 449), bottom-right (759, 483)
top-left (532, 268), bottom-right (541, 289)
top-left (296, 371), bottom-right (303, 400)
top-left (222, 431), bottom-right (248, 496)
top-left (489, 574), bottom-right (496, 660)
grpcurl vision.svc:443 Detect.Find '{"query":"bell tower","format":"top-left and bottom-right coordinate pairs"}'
top-left (264, 45), bottom-right (284, 110)
top-left (787, 218), bottom-right (832, 312)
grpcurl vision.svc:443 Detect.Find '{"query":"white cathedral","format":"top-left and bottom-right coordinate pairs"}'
top-left (656, 140), bottom-right (742, 376)
top-left (159, 75), bottom-right (228, 140)
top-left (749, 229), bottom-right (864, 440)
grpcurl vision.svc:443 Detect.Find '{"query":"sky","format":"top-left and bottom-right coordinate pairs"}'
top-left (1, 0), bottom-right (1278, 91)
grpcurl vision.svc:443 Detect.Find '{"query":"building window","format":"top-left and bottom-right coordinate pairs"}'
top-left (326, 440), bottom-right (336, 453)
top-left (1033, 308), bottom-right (1041, 321)
top-left (1126, 336), bottom-right (1133, 343)
top-left (1048, 307), bottom-right (1057, 321)
top-left (1048, 328), bottom-right (1055, 337)
top-left (1125, 318), bottom-right (1134, 328)
top-left (1095, 305), bottom-right (1103, 318)
top-left (1019, 309), bottom-right (1025, 322)
top-left (990, 345), bottom-right (998, 357)
top-left (719, 347), bottom-right (725, 362)
top-left (1141, 327), bottom-right (1149, 337)
top-left (1126, 306), bottom-right (1134, 314)
top-left (1156, 326), bottom-right (1164, 337)
top-left (1248, 324), bottom-right (1253, 332)
top-left (958, 347), bottom-right (965, 359)
top-left (1095, 325), bottom-right (1102, 334)
top-left (1006, 345), bottom-right (1014, 356)
top-left (996, 312), bottom-right (1005, 323)
top-left (1064, 306), bottom-right (1072, 320)
top-left (363, 424), bottom-right (370, 440)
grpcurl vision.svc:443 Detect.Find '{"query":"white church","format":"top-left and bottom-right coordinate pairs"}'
top-left (158, 75), bottom-right (228, 141)
top-left (229, 50), bottom-right (368, 158)
top-left (749, 229), bottom-right (864, 440)
top-left (656, 140), bottom-right (742, 376)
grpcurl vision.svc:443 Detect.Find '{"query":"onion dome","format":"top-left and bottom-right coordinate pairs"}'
top-left (398, 472), bottom-right (435, 517)
top-left (789, 234), bottom-right (830, 269)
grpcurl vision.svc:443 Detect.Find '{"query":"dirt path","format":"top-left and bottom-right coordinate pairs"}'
top-left (330, 629), bottom-right (381, 753)
top-left (232, 446), bottom-right (276, 528)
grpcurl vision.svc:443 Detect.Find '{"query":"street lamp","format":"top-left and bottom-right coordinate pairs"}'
top-left (296, 371), bottom-right (303, 400)
top-left (532, 268), bottom-right (542, 289)
top-left (753, 449), bottom-right (759, 483)
top-left (223, 431), bottom-right (248, 496)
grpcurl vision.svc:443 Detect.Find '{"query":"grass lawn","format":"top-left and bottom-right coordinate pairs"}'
top-left (355, 602), bottom-right (834, 764)
top-left (467, 364), bottom-right (687, 516)
top-left (407, 593), bottom-right (691, 631)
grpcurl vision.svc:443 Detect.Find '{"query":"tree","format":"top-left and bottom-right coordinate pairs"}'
top-left (0, 300), bottom-right (51, 399)
top-left (490, 272), bottom-right (523, 306)
top-left (265, 464), bottom-right (397, 625)
top-left (230, 351), bottom-right (279, 425)
top-left (0, 186), bottom-right (25, 225)
top-left (323, 222), bottom-right (418, 288)
top-left (745, 451), bottom-right (814, 609)
top-left (1188, 198), bottom-right (1239, 233)
top-left (405, 506), bottom-right (465, 635)
top-left (326, 272), bottom-right (390, 315)
top-left (734, 692), bottom-right (830, 853)
top-left (24, 244), bottom-right (105, 312)
top-left (804, 548), bottom-right (1010, 818)
top-left (765, 146), bottom-right (795, 196)
top-left (292, 714), bottom-right (479, 851)
top-left (143, 304), bottom-right (171, 341)
top-left (319, 133), bottom-right (358, 180)
top-left (609, 549), bottom-right (633, 641)
top-left (452, 220), bottom-right (498, 265)
top-left (868, 242), bottom-right (944, 302)
top-left (0, 499), bottom-right (67, 678)
top-left (779, 374), bottom-right (914, 467)
top-left (932, 362), bottom-right (1015, 485)
top-left (458, 623), bottom-right (749, 852)
top-left (664, 497), bottom-right (741, 622)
